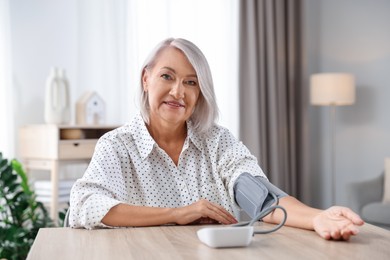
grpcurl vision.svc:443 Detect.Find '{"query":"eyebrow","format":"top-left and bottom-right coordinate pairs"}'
top-left (161, 66), bottom-right (197, 78)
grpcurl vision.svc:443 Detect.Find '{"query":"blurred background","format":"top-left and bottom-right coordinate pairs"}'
top-left (1, 0), bottom-right (390, 214)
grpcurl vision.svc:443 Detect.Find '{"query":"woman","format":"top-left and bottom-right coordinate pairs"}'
top-left (69, 38), bottom-right (364, 240)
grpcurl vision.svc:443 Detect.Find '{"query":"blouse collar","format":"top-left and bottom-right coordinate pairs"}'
top-left (131, 114), bottom-right (203, 160)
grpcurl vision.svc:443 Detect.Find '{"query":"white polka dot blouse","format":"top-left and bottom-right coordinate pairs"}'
top-left (69, 114), bottom-right (265, 229)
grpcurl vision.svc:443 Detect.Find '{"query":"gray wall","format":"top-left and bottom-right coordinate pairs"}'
top-left (304, 0), bottom-right (390, 209)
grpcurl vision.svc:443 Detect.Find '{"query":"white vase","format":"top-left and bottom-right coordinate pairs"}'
top-left (44, 67), bottom-right (71, 124)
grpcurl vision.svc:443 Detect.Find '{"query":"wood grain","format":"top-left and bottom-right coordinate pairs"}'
top-left (27, 223), bottom-right (390, 260)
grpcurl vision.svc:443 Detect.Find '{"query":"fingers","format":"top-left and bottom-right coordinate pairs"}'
top-left (175, 199), bottom-right (237, 225)
top-left (318, 231), bottom-right (331, 240)
top-left (327, 224), bottom-right (360, 241)
top-left (341, 230), bottom-right (352, 241)
top-left (339, 207), bottom-right (365, 226)
top-left (320, 229), bottom-right (350, 241)
top-left (192, 217), bottom-right (218, 225)
top-left (331, 230), bottom-right (353, 241)
top-left (202, 200), bottom-right (237, 224)
top-left (331, 230), bottom-right (342, 240)
top-left (314, 207), bottom-right (363, 241)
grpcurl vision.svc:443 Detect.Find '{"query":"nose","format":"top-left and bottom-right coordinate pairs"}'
top-left (169, 81), bottom-right (184, 99)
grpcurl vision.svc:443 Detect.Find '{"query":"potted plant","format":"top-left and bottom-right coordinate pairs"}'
top-left (0, 152), bottom-right (54, 260)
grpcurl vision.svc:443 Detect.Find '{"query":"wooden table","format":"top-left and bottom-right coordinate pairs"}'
top-left (27, 223), bottom-right (390, 259)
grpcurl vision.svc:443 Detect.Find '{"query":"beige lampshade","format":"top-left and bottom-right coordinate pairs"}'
top-left (310, 73), bottom-right (355, 106)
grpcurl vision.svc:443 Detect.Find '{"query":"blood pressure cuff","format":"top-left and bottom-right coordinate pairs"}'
top-left (233, 172), bottom-right (288, 219)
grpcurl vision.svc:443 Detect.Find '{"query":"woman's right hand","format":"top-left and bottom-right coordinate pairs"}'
top-left (173, 199), bottom-right (237, 225)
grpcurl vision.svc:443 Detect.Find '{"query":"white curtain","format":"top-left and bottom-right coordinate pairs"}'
top-left (127, 0), bottom-right (239, 136)
top-left (0, 0), bottom-right (15, 158)
top-left (77, 0), bottom-right (130, 125)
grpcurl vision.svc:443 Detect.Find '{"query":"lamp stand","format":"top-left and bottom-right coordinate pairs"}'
top-left (310, 73), bottom-right (355, 207)
top-left (330, 105), bottom-right (336, 206)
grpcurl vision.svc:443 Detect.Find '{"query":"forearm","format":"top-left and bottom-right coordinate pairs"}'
top-left (101, 199), bottom-right (237, 227)
top-left (102, 203), bottom-right (177, 227)
top-left (263, 196), bottom-right (322, 230)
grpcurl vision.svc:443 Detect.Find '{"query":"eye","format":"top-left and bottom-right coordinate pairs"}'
top-left (161, 74), bottom-right (172, 80)
top-left (185, 80), bottom-right (198, 86)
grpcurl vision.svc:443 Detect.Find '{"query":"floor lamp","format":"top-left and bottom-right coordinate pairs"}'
top-left (310, 73), bottom-right (355, 205)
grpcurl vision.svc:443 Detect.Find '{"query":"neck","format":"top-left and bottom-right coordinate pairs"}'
top-left (146, 120), bottom-right (187, 166)
top-left (146, 121), bottom-right (187, 144)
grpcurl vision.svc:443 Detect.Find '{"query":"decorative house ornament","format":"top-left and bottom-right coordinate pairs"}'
top-left (76, 91), bottom-right (106, 125)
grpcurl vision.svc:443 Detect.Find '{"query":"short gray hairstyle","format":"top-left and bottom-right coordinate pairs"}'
top-left (139, 38), bottom-right (219, 134)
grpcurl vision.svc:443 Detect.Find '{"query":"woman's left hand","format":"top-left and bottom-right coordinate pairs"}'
top-left (313, 206), bottom-right (365, 240)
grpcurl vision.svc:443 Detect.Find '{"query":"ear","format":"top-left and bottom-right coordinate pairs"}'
top-left (142, 69), bottom-right (149, 91)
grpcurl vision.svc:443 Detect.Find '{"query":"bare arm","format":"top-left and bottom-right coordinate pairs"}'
top-left (263, 196), bottom-right (364, 240)
top-left (263, 196), bottom-right (321, 230)
top-left (101, 199), bottom-right (237, 227)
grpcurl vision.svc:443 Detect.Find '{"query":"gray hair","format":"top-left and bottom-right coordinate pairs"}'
top-left (139, 38), bottom-right (219, 133)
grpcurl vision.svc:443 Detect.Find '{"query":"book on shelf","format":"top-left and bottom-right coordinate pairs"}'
top-left (34, 179), bottom-right (76, 191)
top-left (34, 189), bottom-right (70, 197)
top-left (36, 195), bottom-right (70, 203)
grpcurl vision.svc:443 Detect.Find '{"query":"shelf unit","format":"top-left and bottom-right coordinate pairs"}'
top-left (19, 124), bottom-right (119, 223)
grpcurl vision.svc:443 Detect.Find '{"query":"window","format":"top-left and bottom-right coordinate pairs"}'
top-left (127, 0), bottom-right (239, 136)
top-left (0, 0), bottom-right (14, 158)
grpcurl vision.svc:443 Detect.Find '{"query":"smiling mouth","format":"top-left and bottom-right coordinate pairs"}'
top-left (164, 101), bottom-right (185, 108)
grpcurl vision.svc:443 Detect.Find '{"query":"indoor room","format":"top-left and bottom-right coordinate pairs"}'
top-left (1, 0), bottom-right (389, 259)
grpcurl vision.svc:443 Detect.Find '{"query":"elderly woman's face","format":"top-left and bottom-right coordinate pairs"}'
top-left (142, 47), bottom-right (200, 127)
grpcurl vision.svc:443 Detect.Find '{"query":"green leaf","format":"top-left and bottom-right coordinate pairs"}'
top-left (0, 153), bottom-right (54, 260)
top-left (6, 176), bottom-right (19, 190)
top-left (0, 164), bottom-right (13, 183)
top-left (0, 155), bottom-right (8, 169)
top-left (10, 190), bottom-right (25, 203)
top-left (5, 182), bottom-right (21, 194)
top-left (12, 159), bottom-right (32, 195)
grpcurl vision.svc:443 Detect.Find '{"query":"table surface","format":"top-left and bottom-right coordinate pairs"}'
top-left (27, 223), bottom-right (390, 260)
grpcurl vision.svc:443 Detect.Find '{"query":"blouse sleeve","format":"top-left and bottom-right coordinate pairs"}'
top-left (215, 128), bottom-right (267, 207)
top-left (69, 135), bottom-right (128, 229)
